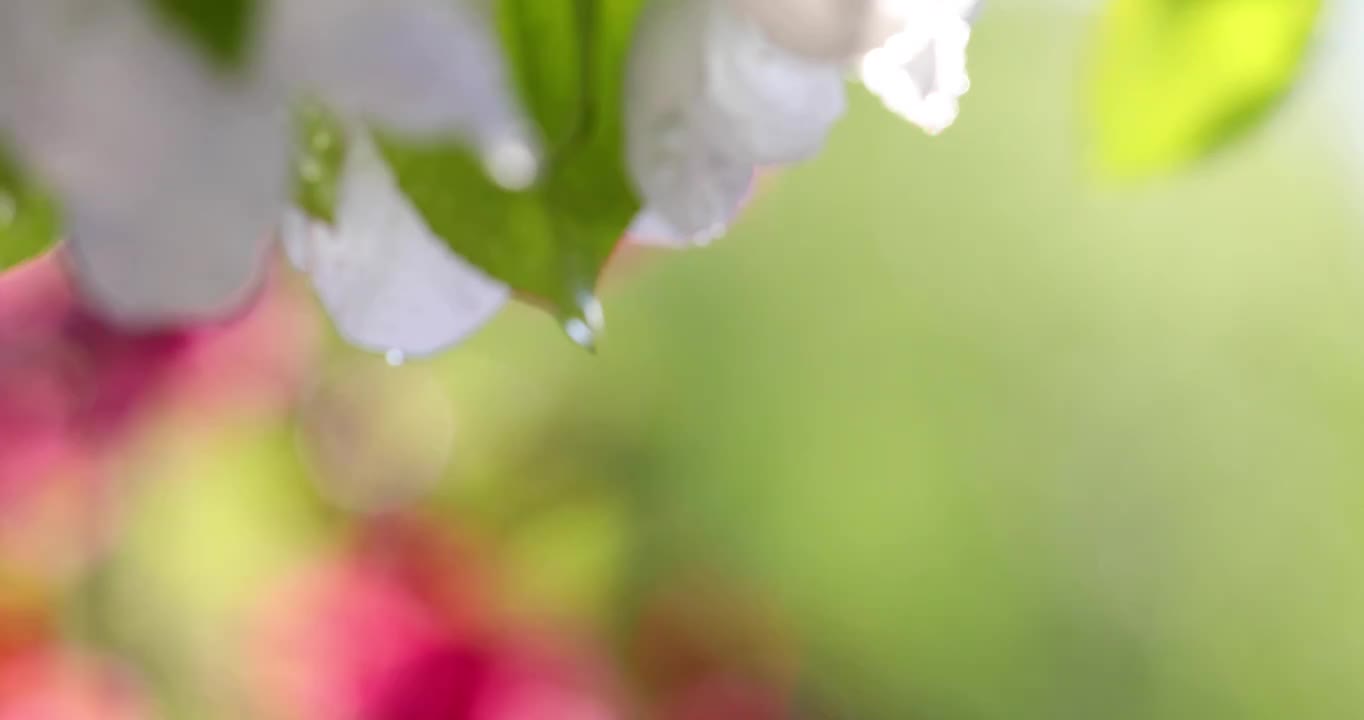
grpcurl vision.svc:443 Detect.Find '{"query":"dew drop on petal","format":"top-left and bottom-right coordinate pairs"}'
top-left (692, 222), bottom-right (728, 247)
top-left (628, 211), bottom-right (732, 248)
top-left (385, 348), bottom-right (406, 367)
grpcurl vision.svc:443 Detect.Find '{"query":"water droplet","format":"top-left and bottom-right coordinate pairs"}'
top-left (482, 139), bottom-right (539, 191)
top-left (0, 193), bottom-right (16, 228)
top-left (311, 130), bottom-right (334, 153)
top-left (562, 292), bottom-right (605, 352)
top-left (385, 349), bottom-right (406, 367)
top-left (691, 223), bottom-right (727, 247)
top-left (579, 292), bottom-right (605, 333)
top-left (564, 318), bottom-right (597, 351)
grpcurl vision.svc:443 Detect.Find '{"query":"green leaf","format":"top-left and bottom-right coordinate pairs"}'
top-left (499, 0), bottom-right (588, 149)
top-left (1091, 0), bottom-right (1322, 177)
top-left (146, 0), bottom-right (259, 69)
top-left (293, 102), bottom-right (348, 225)
top-left (0, 144), bottom-right (60, 270)
top-left (380, 0), bottom-right (646, 319)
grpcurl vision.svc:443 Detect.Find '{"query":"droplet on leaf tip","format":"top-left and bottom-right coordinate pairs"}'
top-left (562, 293), bottom-right (604, 352)
top-left (579, 292), bottom-right (605, 334)
top-left (564, 318), bottom-right (597, 352)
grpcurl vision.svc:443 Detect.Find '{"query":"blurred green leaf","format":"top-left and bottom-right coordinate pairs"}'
top-left (500, 0), bottom-right (587, 148)
top-left (293, 103), bottom-right (348, 225)
top-left (501, 495), bottom-right (631, 622)
top-left (146, 0), bottom-right (258, 69)
top-left (1091, 0), bottom-right (1321, 177)
top-left (380, 0), bottom-right (644, 317)
top-left (0, 144), bottom-right (60, 270)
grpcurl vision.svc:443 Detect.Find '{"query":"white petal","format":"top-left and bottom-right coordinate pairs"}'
top-left (727, 0), bottom-right (877, 60)
top-left (859, 8), bottom-right (974, 134)
top-left (268, 0), bottom-right (538, 154)
top-left (726, 0), bottom-right (980, 134)
top-left (627, 118), bottom-right (755, 241)
top-left (628, 210), bottom-right (728, 248)
top-left (703, 2), bottom-right (848, 164)
top-left (626, 0), bottom-right (752, 238)
top-left (0, 0), bottom-right (287, 326)
top-left (625, 0), bottom-right (839, 239)
top-left (728, 0), bottom-right (980, 60)
top-left (284, 134), bottom-right (510, 358)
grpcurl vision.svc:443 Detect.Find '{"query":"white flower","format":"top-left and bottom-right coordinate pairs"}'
top-left (266, 0), bottom-right (541, 158)
top-left (0, 0), bottom-right (287, 326)
top-left (626, 0), bottom-right (979, 245)
top-left (626, 0), bottom-right (846, 243)
top-left (0, 0), bottom-right (979, 356)
top-left (0, 0), bottom-right (534, 338)
top-left (734, 0), bottom-right (981, 134)
top-left (727, 0), bottom-right (886, 60)
top-left (857, 0), bottom-right (979, 134)
top-left (282, 133), bottom-right (510, 358)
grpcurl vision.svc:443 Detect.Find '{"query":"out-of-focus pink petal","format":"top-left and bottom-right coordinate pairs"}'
top-left (666, 675), bottom-right (792, 720)
top-left (246, 520), bottom-right (621, 720)
top-left (0, 649), bottom-right (151, 720)
top-left (0, 254), bottom-right (181, 497)
top-left (0, 252), bottom-right (318, 579)
top-left (252, 556), bottom-right (454, 720)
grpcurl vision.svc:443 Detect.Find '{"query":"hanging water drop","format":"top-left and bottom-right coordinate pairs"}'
top-left (563, 292), bottom-right (605, 352)
top-left (564, 317), bottom-right (597, 351)
top-left (385, 348), bottom-right (406, 367)
top-left (579, 293), bottom-right (605, 334)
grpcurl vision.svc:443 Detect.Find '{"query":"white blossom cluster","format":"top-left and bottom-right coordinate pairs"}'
top-left (0, 0), bottom-right (979, 357)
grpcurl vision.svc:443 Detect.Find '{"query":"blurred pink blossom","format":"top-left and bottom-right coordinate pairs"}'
top-left (0, 252), bottom-right (317, 577)
top-left (0, 598), bottom-right (149, 720)
top-left (0, 648), bottom-right (150, 720)
top-left (248, 519), bottom-right (620, 720)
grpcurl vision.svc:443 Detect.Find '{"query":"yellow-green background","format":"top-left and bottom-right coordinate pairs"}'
top-left (101, 6), bottom-right (1364, 719)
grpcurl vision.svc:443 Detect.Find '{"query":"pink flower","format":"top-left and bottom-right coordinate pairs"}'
top-left (0, 252), bottom-right (316, 578)
top-left (0, 648), bottom-right (150, 720)
top-left (0, 597), bottom-right (149, 720)
top-left (247, 520), bottom-right (620, 720)
top-left (0, 255), bottom-right (183, 490)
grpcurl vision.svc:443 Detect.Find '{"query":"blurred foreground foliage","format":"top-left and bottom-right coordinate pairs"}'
top-left (2, 3), bottom-right (1363, 720)
top-left (1091, 0), bottom-right (1322, 176)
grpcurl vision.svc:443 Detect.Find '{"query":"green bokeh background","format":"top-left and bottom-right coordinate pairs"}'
top-left (103, 6), bottom-right (1364, 719)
